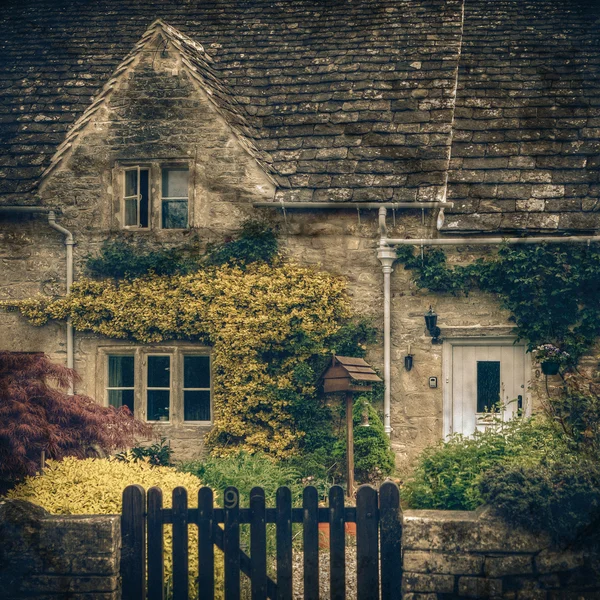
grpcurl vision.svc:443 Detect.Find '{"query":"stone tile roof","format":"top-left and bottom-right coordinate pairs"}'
top-left (0, 0), bottom-right (463, 205)
top-left (0, 0), bottom-right (599, 232)
top-left (445, 0), bottom-right (600, 232)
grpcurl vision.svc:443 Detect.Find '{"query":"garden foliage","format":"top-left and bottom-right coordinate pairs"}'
top-left (404, 417), bottom-right (569, 511)
top-left (7, 457), bottom-right (223, 596)
top-left (0, 352), bottom-right (149, 492)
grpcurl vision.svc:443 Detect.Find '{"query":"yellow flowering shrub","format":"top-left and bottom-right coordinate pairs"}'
top-left (7, 261), bottom-right (351, 457)
top-left (8, 457), bottom-right (224, 597)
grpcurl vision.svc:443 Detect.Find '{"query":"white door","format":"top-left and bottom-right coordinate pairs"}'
top-left (447, 343), bottom-right (527, 437)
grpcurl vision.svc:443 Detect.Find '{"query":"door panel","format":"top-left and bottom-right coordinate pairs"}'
top-left (451, 344), bottom-right (526, 436)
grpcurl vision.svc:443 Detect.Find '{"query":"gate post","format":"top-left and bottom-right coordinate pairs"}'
top-left (379, 482), bottom-right (402, 600)
top-left (122, 485), bottom-right (147, 600)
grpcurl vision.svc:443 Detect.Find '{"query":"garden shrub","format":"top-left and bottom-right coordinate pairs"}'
top-left (7, 457), bottom-right (223, 597)
top-left (114, 437), bottom-right (173, 466)
top-left (480, 459), bottom-right (600, 545)
top-left (404, 417), bottom-right (570, 511)
top-left (332, 396), bottom-right (395, 484)
top-left (181, 452), bottom-right (303, 507)
top-left (0, 352), bottom-right (149, 493)
top-left (86, 237), bottom-right (203, 279)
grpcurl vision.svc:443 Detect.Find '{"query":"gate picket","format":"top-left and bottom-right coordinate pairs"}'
top-left (148, 487), bottom-right (165, 600)
top-left (302, 486), bottom-right (319, 600)
top-left (198, 487), bottom-right (215, 600)
top-left (224, 486), bottom-right (241, 600)
top-left (250, 487), bottom-right (267, 600)
top-left (122, 485), bottom-right (146, 600)
top-left (276, 487), bottom-right (293, 600)
top-left (356, 486), bottom-right (379, 600)
top-left (329, 486), bottom-right (345, 600)
top-left (379, 482), bottom-right (402, 600)
top-left (172, 487), bottom-right (189, 600)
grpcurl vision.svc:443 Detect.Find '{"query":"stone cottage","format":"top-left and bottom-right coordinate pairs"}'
top-left (1, 0), bottom-right (599, 469)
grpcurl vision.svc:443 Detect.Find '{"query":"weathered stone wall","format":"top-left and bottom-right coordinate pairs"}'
top-left (403, 507), bottom-right (600, 599)
top-left (0, 499), bottom-right (120, 600)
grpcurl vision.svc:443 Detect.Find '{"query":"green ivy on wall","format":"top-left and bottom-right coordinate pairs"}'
top-left (395, 243), bottom-right (600, 364)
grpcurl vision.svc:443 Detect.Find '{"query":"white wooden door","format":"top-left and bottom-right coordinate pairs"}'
top-left (450, 344), bottom-right (526, 436)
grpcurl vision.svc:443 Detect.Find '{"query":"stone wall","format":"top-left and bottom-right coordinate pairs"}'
top-left (403, 507), bottom-right (600, 599)
top-left (0, 499), bottom-right (120, 600)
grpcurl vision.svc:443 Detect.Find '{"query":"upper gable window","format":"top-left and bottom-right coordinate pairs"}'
top-left (123, 167), bottom-right (150, 228)
top-left (161, 167), bottom-right (189, 229)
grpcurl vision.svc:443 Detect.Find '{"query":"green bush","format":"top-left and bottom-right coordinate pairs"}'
top-left (480, 460), bottom-right (600, 545)
top-left (114, 437), bottom-right (173, 466)
top-left (180, 452), bottom-right (303, 507)
top-left (86, 238), bottom-right (202, 279)
top-left (332, 396), bottom-right (395, 485)
top-left (404, 417), bottom-right (569, 511)
top-left (205, 219), bottom-right (278, 267)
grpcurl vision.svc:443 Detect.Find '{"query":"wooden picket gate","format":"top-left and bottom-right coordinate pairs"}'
top-left (121, 482), bottom-right (402, 600)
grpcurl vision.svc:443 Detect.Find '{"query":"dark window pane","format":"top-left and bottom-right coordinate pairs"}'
top-left (184, 355), bottom-right (210, 389)
top-left (108, 389), bottom-right (134, 413)
top-left (108, 355), bottom-right (134, 387)
top-left (184, 390), bottom-right (211, 421)
top-left (477, 361), bottom-right (501, 413)
top-left (162, 168), bottom-right (188, 197)
top-left (162, 200), bottom-right (188, 229)
top-left (139, 169), bottom-right (149, 228)
top-left (125, 170), bottom-right (137, 196)
top-left (147, 390), bottom-right (170, 421)
top-left (148, 355), bottom-right (170, 388)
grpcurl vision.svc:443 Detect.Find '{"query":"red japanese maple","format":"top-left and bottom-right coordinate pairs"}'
top-left (0, 352), bottom-right (150, 491)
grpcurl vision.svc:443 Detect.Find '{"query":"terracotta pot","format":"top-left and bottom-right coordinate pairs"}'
top-left (541, 360), bottom-right (560, 375)
top-left (318, 522), bottom-right (329, 549)
top-left (345, 522), bottom-right (357, 537)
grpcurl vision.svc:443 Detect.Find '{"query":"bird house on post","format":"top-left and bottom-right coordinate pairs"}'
top-left (322, 356), bottom-right (382, 497)
top-left (322, 355), bottom-right (382, 393)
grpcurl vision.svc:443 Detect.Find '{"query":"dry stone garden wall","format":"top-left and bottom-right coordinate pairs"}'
top-left (2, 498), bottom-right (599, 599)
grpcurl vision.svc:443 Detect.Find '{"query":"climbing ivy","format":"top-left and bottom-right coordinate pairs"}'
top-left (395, 243), bottom-right (600, 364)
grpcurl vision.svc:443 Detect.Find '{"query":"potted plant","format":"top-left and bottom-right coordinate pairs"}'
top-left (534, 344), bottom-right (570, 375)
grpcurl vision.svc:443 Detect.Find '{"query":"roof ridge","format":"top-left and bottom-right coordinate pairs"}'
top-left (38, 19), bottom-right (276, 189)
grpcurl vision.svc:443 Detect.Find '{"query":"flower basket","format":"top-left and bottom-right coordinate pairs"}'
top-left (541, 360), bottom-right (560, 376)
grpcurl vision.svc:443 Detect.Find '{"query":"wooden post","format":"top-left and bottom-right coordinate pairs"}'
top-left (346, 391), bottom-right (355, 498)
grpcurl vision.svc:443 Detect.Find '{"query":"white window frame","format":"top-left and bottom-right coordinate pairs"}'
top-left (98, 345), bottom-right (211, 426)
top-left (122, 166), bottom-right (151, 229)
top-left (442, 336), bottom-right (532, 439)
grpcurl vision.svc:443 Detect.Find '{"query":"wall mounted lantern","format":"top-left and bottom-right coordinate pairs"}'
top-left (424, 306), bottom-right (442, 344)
top-left (404, 344), bottom-right (413, 371)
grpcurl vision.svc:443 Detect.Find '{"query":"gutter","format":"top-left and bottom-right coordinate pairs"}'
top-left (0, 206), bottom-right (75, 394)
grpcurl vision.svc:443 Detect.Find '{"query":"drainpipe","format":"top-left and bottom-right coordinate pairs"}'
top-left (47, 211), bottom-right (75, 395)
top-left (377, 207), bottom-right (396, 436)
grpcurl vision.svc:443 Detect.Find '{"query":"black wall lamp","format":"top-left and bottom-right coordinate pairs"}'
top-left (404, 344), bottom-right (414, 371)
top-left (424, 306), bottom-right (442, 344)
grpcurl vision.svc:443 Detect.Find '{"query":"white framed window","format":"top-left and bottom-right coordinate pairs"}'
top-left (114, 162), bottom-right (190, 230)
top-left (123, 167), bottom-right (150, 228)
top-left (102, 346), bottom-right (211, 425)
top-left (161, 167), bottom-right (189, 229)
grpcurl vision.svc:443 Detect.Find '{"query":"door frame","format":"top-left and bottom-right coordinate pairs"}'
top-left (442, 337), bottom-right (532, 439)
